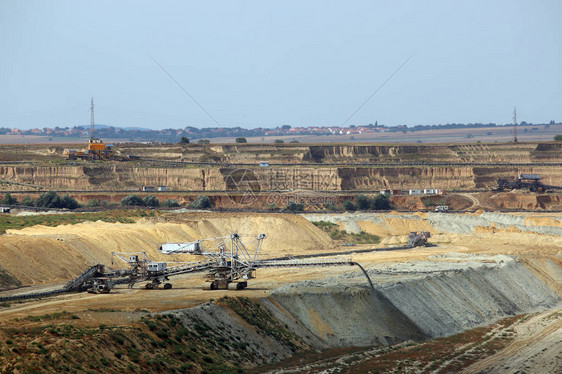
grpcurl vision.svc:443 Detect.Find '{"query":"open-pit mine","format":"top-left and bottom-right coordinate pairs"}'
top-left (0, 142), bottom-right (560, 373)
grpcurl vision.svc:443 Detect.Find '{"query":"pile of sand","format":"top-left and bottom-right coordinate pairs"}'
top-left (0, 213), bottom-right (334, 286)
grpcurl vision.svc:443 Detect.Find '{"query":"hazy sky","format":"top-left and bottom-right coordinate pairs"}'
top-left (1, 1), bottom-right (560, 130)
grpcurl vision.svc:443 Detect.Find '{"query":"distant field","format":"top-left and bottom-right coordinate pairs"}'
top-left (0, 135), bottom-right (117, 145)
top-left (214, 124), bottom-right (562, 144)
top-left (0, 123), bottom-right (560, 144)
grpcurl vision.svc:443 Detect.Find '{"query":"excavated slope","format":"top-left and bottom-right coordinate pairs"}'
top-left (0, 213), bottom-right (334, 286)
top-left (266, 255), bottom-right (560, 348)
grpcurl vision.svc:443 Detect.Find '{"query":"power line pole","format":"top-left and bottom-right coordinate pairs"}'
top-left (90, 97), bottom-right (95, 140)
top-left (513, 107), bottom-right (518, 142)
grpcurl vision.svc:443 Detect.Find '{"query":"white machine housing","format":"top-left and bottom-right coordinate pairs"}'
top-left (147, 262), bottom-right (167, 272)
top-left (159, 242), bottom-right (202, 254)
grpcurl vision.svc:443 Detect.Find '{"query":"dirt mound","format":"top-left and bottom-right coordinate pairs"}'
top-left (0, 213), bottom-right (334, 286)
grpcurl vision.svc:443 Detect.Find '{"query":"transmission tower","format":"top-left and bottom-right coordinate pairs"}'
top-left (513, 107), bottom-right (518, 142)
top-left (90, 97), bottom-right (95, 140)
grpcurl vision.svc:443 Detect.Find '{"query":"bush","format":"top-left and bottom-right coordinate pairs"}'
top-left (342, 200), bottom-right (356, 211)
top-left (197, 139), bottom-right (210, 144)
top-left (60, 194), bottom-right (80, 209)
top-left (33, 191), bottom-right (79, 209)
top-left (235, 137), bottom-right (247, 143)
top-left (20, 196), bottom-right (36, 206)
top-left (143, 195), bottom-right (159, 207)
top-left (161, 199), bottom-right (180, 208)
top-left (371, 193), bottom-right (391, 210)
top-left (121, 194), bottom-right (145, 207)
top-left (188, 196), bottom-right (213, 209)
top-left (0, 192), bottom-right (17, 205)
top-left (36, 191), bottom-right (61, 208)
top-left (274, 139), bottom-right (284, 144)
top-left (355, 194), bottom-right (370, 210)
top-left (554, 134), bottom-right (562, 141)
top-left (285, 201), bottom-right (304, 212)
top-left (323, 203), bottom-right (338, 211)
top-left (86, 199), bottom-right (102, 207)
top-left (179, 137), bottom-right (190, 144)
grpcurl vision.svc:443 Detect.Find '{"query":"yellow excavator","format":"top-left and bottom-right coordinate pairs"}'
top-left (65, 99), bottom-right (139, 161)
top-left (66, 138), bottom-right (115, 160)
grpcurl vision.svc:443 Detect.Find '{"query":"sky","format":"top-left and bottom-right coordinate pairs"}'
top-left (0, 1), bottom-right (561, 130)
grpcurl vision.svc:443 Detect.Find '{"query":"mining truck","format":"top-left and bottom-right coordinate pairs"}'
top-left (408, 231), bottom-right (431, 247)
top-left (496, 174), bottom-right (544, 192)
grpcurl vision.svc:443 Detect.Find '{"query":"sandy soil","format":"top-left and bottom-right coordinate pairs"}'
top-left (0, 210), bottom-right (560, 370)
top-left (462, 308), bottom-right (562, 373)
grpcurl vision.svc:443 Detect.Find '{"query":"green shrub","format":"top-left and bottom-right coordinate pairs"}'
top-left (143, 195), bottom-right (159, 207)
top-left (342, 200), bottom-right (356, 211)
top-left (554, 134), bottom-right (562, 141)
top-left (60, 194), bottom-right (80, 209)
top-left (120, 195), bottom-right (145, 207)
top-left (0, 192), bottom-right (17, 205)
top-left (36, 191), bottom-right (61, 208)
top-left (20, 196), bottom-right (36, 206)
top-left (86, 199), bottom-right (102, 207)
top-left (355, 194), bottom-right (370, 210)
top-left (188, 196), bottom-right (213, 209)
top-left (35, 191), bottom-right (79, 209)
top-left (266, 203), bottom-right (278, 211)
top-left (161, 199), bottom-right (180, 208)
top-left (323, 203), bottom-right (338, 211)
top-left (371, 194), bottom-right (391, 210)
top-left (285, 201), bottom-right (304, 212)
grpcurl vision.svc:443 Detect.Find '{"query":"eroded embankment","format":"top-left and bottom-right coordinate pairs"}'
top-left (302, 211), bottom-right (562, 244)
top-left (261, 255), bottom-right (560, 349)
top-left (0, 213), bottom-right (334, 287)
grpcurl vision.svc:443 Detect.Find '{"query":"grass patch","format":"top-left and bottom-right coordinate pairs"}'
top-left (0, 210), bottom-right (151, 234)
top-left (312, 221), bottom-right (380, 244)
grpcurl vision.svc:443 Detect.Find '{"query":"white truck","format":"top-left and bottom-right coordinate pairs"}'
top-left (434, 205), bottom-right (449, 212)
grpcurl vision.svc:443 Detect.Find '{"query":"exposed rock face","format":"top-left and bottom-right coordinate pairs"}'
top-left (1, 142), bottom-right (561, 191)
top-left (0, 166), bottom-right (225, 191)
top-left (266, 286), bottom-right (426, 348)
top-left (1, 164), bottom-right (561, 191)
top-left (306, 143), bottom-right (562, 163)
top-left (338, 167), bottom-right (476, 190)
